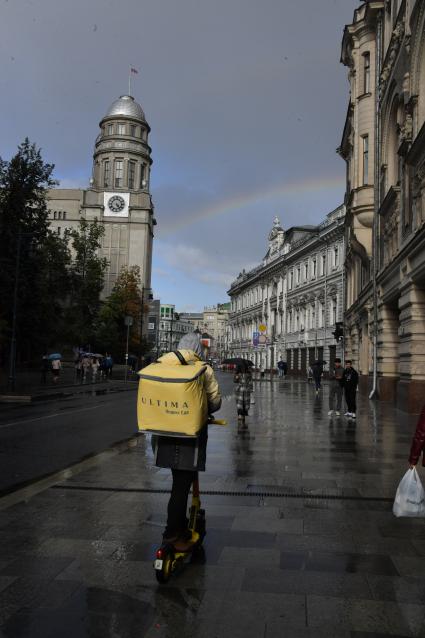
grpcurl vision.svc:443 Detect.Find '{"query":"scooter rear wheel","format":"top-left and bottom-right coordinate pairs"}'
top-left (154, 546), bottom-right (174, 584)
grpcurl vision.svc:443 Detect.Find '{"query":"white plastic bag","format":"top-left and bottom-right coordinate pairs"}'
top-left (393, 468), bottom-right (425, 518)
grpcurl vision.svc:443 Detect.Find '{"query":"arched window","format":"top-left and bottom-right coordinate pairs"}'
top-left (63, 211), bottom-right (66, 220)
top-left (53, 211), bottom-right (57, 220)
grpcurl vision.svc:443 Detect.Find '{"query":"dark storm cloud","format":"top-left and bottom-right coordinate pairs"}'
top-left (0, 0), bottom-right (356, 308)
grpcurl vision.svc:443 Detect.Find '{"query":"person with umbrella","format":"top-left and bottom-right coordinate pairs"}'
top-left (233, 360), bottom-right (253, 428)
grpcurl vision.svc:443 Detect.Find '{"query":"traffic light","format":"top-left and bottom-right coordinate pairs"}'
top-left (332, 321), bottom-right (344, 342)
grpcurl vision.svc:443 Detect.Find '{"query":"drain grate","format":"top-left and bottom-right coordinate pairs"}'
top-left (50, 484), bottom-right (393, 502)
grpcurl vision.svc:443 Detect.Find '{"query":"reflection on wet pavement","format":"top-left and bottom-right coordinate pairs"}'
top-left (0, 374), bottom-right (424, 637)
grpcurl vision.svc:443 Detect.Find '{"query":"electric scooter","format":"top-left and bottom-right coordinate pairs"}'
top-left (154, 418), bottom-right (226, 584)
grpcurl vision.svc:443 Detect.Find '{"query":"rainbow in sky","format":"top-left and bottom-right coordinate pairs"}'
top-left (161, 174), bottom-right (345, 233)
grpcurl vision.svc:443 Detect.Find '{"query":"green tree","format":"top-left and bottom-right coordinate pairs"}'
top-left (0, 139), bottom-right (70, 366)
top-left (95, 265), bottom-right (146, 360)
top-left (64, 219), bottom-right (108, 347)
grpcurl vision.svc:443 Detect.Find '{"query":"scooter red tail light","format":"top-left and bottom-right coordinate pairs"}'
top-left (156, 549), bottom-right (163, 559)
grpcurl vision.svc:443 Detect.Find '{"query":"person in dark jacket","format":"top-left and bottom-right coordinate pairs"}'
top-left (153, 332), bottom-right (221, 551)
top-left (277, 359), bottom-right (287, 378)
top-left (409, 404), bottom-right (425, 468)
top-left (328, 358), bottom-right (344, 416)
top-left (343, 360), bottom-right (359, 418)
top-left (311, 361), bottom-right (323, 394)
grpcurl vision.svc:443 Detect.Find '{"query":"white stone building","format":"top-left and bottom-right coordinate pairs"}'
top-left (339, 0), bottom-right (425, 412)
top-left (158, 304), bottom-right (194, 354)
top-left (227, 207), bottom-right (346, 374)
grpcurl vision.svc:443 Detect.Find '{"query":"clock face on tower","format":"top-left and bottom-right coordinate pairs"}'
top-left (108, 195), bottom-right (125, 213)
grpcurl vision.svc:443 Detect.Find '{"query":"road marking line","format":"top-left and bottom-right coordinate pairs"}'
top-left (0, 404), bottom-right (102, 429)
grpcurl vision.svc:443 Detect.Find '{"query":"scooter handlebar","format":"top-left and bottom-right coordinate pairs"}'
top-left (208, 417), bottom-right (227, 426)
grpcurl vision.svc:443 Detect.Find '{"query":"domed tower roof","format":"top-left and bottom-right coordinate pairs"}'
top-left (104, 95), bottom-right (146, 121)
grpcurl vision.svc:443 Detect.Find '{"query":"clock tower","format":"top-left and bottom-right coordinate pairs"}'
top-left (48, 93), bottom-right (155, 301)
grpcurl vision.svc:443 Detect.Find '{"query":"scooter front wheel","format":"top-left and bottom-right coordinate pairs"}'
top-left (154, 546), bottom-right (174, 584)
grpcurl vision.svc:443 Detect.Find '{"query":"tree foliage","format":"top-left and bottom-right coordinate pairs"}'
top-left (95, 266), bottom-right (146, 360)
top-left (64, 219), bottom-right (108, 347)
top-left (0, 139), bottom-right (70, 365)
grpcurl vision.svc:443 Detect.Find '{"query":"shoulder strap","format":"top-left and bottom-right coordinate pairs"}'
top-left (173, 350), bottom-right (188, 365)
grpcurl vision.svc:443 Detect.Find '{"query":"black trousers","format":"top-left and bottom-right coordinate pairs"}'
top-left (345, 386), bottom-right (357, 413)
top-left (164, 469), bottom-right (197, 538)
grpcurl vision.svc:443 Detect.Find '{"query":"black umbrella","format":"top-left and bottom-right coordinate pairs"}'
top-left (222, 357), bottom-right (254, 367)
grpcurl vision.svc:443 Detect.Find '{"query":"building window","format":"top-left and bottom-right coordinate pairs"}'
top-left (296, 265), bottom-right (300, 284)
top-left (289, 271), bottom-right (293, 289)
top-left (114, 160), bottom-right (124, 188)
top-left (117, 123), bottom-right (126, 135)
top-left (53, 211), bottom-right (57, 220)
top-left (312, 258), bottom-right (316, 277)
top-left (107, 123), bottom-right (114, 135)
top-left (322, 254), bottom-right (326, 275)
top-left (304, 262), bottom-right (308, 280)
top-left (140, 164), bottom-right (146, 188)
top-left (104, 160), bottom-right (110, 188)
top-left (128, 161), bottom-right (136, 189)
top-left (334, 246), bottom-right (339, 267)
top-left (363, 52), bottom-right (370, 93)
top-left (63, 211), bottom-right (66, 220)
top-left (362, 135), bottom-right (369, 185)
top-left (57, 227), bottom-right (61, 235)
top-left (130, 124), bottom-right (136, 137)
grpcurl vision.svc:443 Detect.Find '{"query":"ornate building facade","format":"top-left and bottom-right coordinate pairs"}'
top-left (339, 0), bottom-right (425, 412)
top-left (227, 206), bottom-right (345, 374)
top-left (47, 94), bottom-right (155, 300)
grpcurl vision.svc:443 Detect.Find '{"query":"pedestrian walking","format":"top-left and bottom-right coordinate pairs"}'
top-left (408, 403), bottom-right (425, 469)
top-left (81, 355), bottom-right (91, 382)
top-left (104, 354), bottom-right (113, 378)
top-left (51, 358), bottom-right (61, 384)
top-left (311, 360), bottom-right (323, 394)
top-left (307, 365), bottom-right (313, 383)
top-left (277, 359), bottom-right (287, 378)
top-left (328, 357), bottom-right (344, 416)
top-left (343, 360), bottom-right (359, 418)
top-left (40, 355), bottom-right (50, 384)
top-left (152, 332), bottom-right (221, 552)
top-left (91, 357), bottom-right (100, 382)
top-left (259, 362), bottom-right (265, 379)
top-left (234, 363), bottom-right (253, 428)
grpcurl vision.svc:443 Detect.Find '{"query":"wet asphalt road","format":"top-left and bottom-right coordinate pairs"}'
top-left (0, 387), bottom-right (139, 494)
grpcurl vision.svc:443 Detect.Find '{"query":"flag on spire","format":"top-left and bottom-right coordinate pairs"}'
top-left (130, 67), bottom-right (138, 74)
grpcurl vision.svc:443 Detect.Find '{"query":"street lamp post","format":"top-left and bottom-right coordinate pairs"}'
top-left (124, 315), bottom-right (133, 382)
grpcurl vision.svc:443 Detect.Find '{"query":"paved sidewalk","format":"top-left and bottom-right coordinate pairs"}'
top-left (1, 378), bottom-right (425, 637)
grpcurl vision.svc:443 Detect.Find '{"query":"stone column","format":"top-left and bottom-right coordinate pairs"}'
top-left (347, 323), bottom-right (359, 367)
top-left (398, 281), bottom-right (425, 412)
top-left (377, 300), bottom-right (400, 402)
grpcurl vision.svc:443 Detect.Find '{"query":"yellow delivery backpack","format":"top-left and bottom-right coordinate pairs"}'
top-left (137, 351), bottom-right (208, 436)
